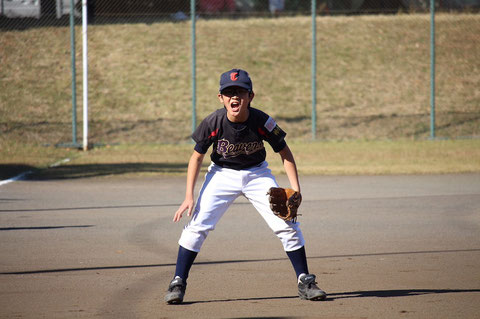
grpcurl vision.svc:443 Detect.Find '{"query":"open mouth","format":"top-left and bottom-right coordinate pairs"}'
top-left (231, 102), bottom-right (240, 110)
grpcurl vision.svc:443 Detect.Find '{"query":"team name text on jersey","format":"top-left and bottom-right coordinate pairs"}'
top-left (216, 139), bottom-right (264, 159)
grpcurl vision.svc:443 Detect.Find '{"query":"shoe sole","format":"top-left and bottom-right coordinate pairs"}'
top-left (165, 297), bottom-right (183, 304)
top-left (165, 293), bottom-right (184, 304)
top-left (310, 294), bottom-right (327, 301)
top-left (299, 293), bottom-right (327, 301)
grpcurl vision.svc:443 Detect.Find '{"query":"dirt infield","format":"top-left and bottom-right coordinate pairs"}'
top-left (1, 174), bottom-right (479, 318)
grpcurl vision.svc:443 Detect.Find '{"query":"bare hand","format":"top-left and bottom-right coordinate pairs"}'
top-left (173, 198), bottom-right (194, 222)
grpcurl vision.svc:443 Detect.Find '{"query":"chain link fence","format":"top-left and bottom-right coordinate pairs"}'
top-left (1, 1), bottom-right (479, 146)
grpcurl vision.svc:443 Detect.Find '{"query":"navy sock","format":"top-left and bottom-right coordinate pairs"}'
top-left (174, 246), bottom-right (198, 281)
top-left (286, 246), bottom-right (309, 279)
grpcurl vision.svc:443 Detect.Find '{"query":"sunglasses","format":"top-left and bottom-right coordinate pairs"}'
top-left (221, 87), bottom-right (250, 97)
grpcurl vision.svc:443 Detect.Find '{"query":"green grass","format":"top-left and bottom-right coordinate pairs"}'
top-left (1, 14), bottom-right (479, 179)
top-left (1, 14), bottom-right (479, 144)
top-left (1, 139), bottom-right (478, 180)
top-left (270, 139), bottom-right (480, 176)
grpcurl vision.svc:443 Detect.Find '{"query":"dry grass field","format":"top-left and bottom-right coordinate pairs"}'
top-left (1, 14), bottom-right (479, 179)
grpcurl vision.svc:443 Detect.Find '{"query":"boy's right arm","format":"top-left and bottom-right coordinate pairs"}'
top-left (173, 150), bottom-right (205, 222)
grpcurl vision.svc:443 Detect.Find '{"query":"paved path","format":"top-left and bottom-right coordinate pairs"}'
top-left (1, 174), bottom-right (479, 318)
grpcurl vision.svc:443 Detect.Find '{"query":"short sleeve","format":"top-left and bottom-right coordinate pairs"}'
top-left (260, 115), bottom-right (287, 152)
top-left (191, 111), bottom-right (220, 154)
top-left (194, 140), bottom-right (210, 154)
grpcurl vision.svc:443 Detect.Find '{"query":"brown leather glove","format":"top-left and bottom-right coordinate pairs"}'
top-left (267, 187), bottom-right (302, 222)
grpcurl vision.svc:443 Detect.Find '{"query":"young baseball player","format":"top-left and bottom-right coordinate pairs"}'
top-left (165, 68), bottom-right (326, 304)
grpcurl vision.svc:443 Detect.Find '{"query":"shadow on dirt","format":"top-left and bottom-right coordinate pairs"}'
top-left (3, 248), bottom-right (479, 275)
top-left (173, 288), bottom-right (480, 304)
top-left (328, 288), bottom-right (480, 300)
top-left (0, 165), bottom-right (36, 181)
top-left (0, 225), bottom-right (94, 231)
top-left (0, 163), bottom-right (188, 181)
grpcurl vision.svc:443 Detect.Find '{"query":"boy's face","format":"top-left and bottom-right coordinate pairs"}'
top-left (218, 86), bottom-right (254, 123)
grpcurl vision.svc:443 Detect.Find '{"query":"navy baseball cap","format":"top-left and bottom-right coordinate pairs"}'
top-left (219, 69), bottom-right (253, 93)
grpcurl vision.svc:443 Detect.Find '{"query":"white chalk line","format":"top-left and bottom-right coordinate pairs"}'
top-left (0, 171), bottom-right (32, 187)
top-left (0, 158), bottom-right (71, 187)
top-left (49, 158), bottom-right (71, 168)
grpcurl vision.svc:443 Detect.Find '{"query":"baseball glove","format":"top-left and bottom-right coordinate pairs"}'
top-left (267, 187), bottom-right (302, 222)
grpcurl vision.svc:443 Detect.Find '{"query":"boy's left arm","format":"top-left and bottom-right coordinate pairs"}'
top-left (278, 144), bottom-right (301, 193)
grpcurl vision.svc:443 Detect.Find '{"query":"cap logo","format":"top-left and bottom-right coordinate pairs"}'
top-left (230, 72), bottom-right (239, 81)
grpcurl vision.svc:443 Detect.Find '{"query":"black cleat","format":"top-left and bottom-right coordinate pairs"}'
top-left (165, 277), bottom-right (186, 304)
top-left (298, 274), bottom-right (327, 301)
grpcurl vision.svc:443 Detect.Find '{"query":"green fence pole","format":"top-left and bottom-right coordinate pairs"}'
top-left (311, 0), bottom-right (317, 140)
top-left (191, 0), bottom-right (197, 135)
top-left (430, 0), bottom-right (436, 139)
top-left (70, 0), bottom-right (77, 145)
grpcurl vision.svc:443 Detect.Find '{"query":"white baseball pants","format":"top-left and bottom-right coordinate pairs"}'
top-left (178, 161), bottom-right (305, 252)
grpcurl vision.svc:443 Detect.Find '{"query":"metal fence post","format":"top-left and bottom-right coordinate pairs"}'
top-left (311, 0), bottom-right (317, 140)
top-left (430, 0), bottom-right (436, 139)
top-left (70, 0), bottom-right (77, 146)
top-left (82, 0), bottom-right (89, 151)
top-left (191, 0), bottom-right (197, 135)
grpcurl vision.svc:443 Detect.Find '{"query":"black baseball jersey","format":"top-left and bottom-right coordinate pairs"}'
top-left (192, 107), bottom-right (287, 170)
